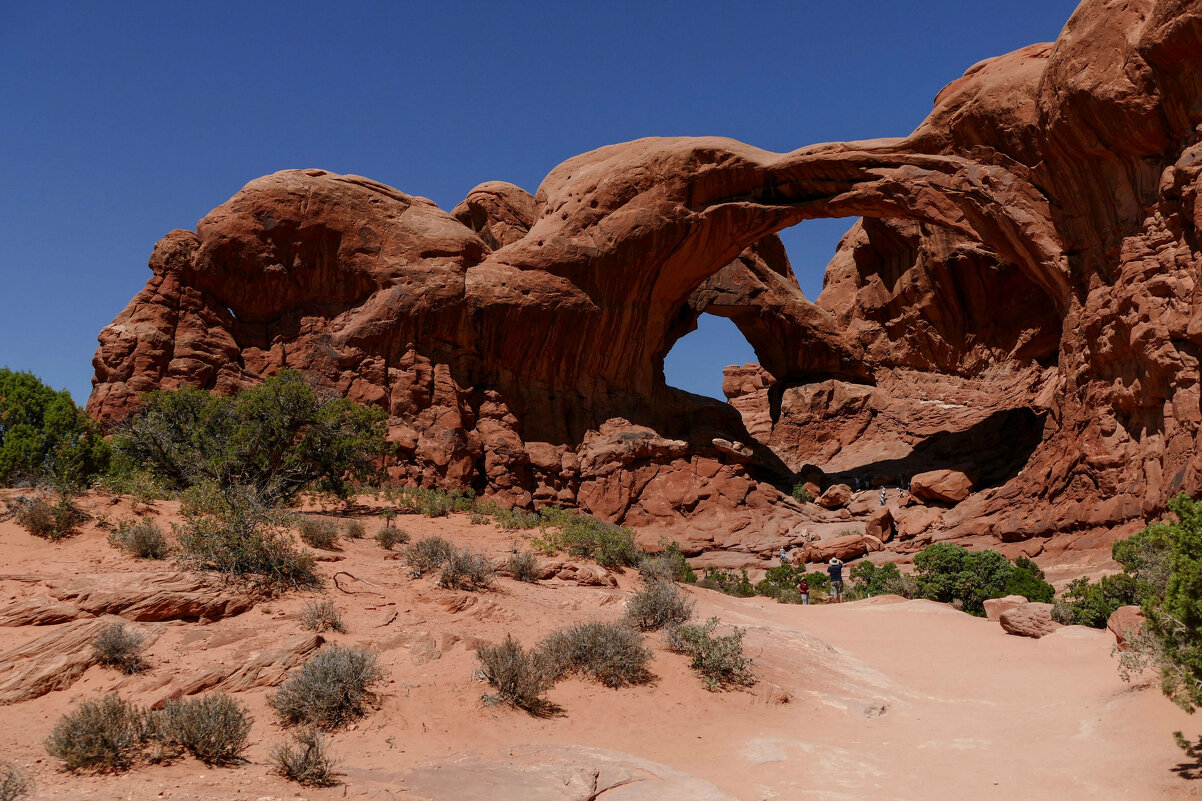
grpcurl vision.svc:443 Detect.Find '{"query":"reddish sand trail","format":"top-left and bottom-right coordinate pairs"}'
top-left (0, 491), bottom-right (1197, 800)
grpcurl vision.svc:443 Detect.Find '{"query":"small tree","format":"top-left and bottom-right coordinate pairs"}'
top-left (912, 543), bottom-right (1052, 616)
top-left (1121, 494), bottom-right (1202, 713)
top-left (0, 368), bottom-right (109, 489)
top-left (114, 371), bottom-right (386, 506)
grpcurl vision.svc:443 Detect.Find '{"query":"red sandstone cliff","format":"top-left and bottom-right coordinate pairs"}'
top-left (89, 0), bottom-right (1202, 559)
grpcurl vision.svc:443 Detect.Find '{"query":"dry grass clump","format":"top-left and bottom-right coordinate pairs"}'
top-left (439, 547), bottom-right (495, 590)
top-left (146, 694), bottom-right (252, 765)
top-left (269, 646), bottom-right (384, 730)
top-left (92, 622), bottom-right (147, 674)
top-left (539, 621), bottom-right (653, 688)
top-left (174, 497), bottom-right (319, 591)
top-left (300, 599), bottom-right (346, 633)
top-left (0, 761), bottom-right (31, 801)
top-left (666, 616), bottom-right (755, 691)
top-left (404, 535), bottom-right (456, 576)
top-left (108, 517), bottom-right (170, 559)
top-left (374, 525), bottom-right (409, 550)
top-left (625, 578), bottom-right (694, 631)
top-left (476, 635), bottom-right (559, 716)
top-left (44, 693), bottom-right (143, 772)
top-left (11, 493), bottom-right (84, 540)
top-left (403, 536), bottom-right (495, 589)
top-left (506, 550), bottom-right (540, 582)
top-left (271, 729), bottom-right (338, 786)
top-left (296, 516), bottom-right (341, 550)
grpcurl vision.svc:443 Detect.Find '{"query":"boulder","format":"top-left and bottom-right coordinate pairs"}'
top-left (803, 533), bottom-right (870, 564)
top-left (865, 506), bottom-right (894, 543)
top-left (817, 484), bottom-right (853, 509)
top-left (999, 603), bottom-right (1062, 638)
top-left (711, 438), bottom-right (754, 463)
top-left (910, 470), bottom-right (973, 504)
top-left (1107, 605), bottom-right (1145, 650)
top-left (983, 594), bottom-right (1028, 621)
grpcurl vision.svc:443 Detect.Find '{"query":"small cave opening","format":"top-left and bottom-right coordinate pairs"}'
top-left (662, 313), bottom-right (756, 401)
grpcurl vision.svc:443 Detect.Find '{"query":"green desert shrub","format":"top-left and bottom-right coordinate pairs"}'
top-left (271, 728), bottom-right (338, 787)
top-left (108, 517), bottom-right (170, 559)
top-left (1005, 556), bottom-right (1055, 603)
top-left (791, 483), bottom-right (814, 504)
top-left (174, 486), bottom-right (318, 590)
top-left (94, 465), bottom-right (170, 506)
top-left (374, 525), bottom-right (409, 550)
top-left (776, 588), bottom-right (804, 604)
top-left (848, 561), bottom-right (917, 599)
top-left (300, 599), bottom-right (346, 633)
top-left (754, 563), bottom-right (806, 599)
top-left (269, 646), bottom-right (385, 730)
top-left (92, 622), bottom-right (147, 674)
top-left (11, 493), bottom-right (84, 540)
top-left (666, 617), bottom-right (755, 691)
top-left (385, 486), bottom-right (475, 517)
top-left (911, 543), bottom-right (1054, 616)
top-left (0, 760), bottom-right (31, 801)
top-left (0, 368), bottom-right (109, 489)
top-left (476, 635), bottom-right (558, 716)
top-left (148, 694), bottom-right (252, 765)
top-left (697, 568), bottom-right (756, 598)
top-left (1057, 573), bottom-right (1139, 627)
top-left (1115, 493), bottom-right (1202, 713)
top-left (638, 540), bottom-right (696, 584)
top-left (113, 370), bottom-right (386, 505)
top-left (626, 578), bottom-right (694, 631)
top-left (44, 693), bottom-right (144, 772)
top-left (341, 519), bottom-right (366, 540)
top-left (296, 516), bottom-right (341, 550)
top-left (539, 621), bottom-right (653, 688)
top-left (506, 550), bottom-right (540, 582)
top-left (533, 508), bottom-right (639, 568)
top-left (492, 506), bottom-right (543, 530)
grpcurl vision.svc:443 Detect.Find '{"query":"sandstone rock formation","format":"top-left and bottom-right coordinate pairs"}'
top-left (910, 470), bottom-right (973, 505)
top-left (90, 0), bottom-right (1202, 559)
top-left (1000, 603), bottom-right (1062, 638)
top-left (0, 616), bottom-right (164, 704)
top-left (983, 594), bottom-right (1029, 622)
top-left (1108, 605), bottom-right (1146, 650)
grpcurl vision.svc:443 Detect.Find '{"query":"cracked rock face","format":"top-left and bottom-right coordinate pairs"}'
top-left (90, 0), bottom-right (1202, 548)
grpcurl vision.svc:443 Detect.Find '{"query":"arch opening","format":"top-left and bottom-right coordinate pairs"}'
top-left (662, 312), bottom-right (757, 401)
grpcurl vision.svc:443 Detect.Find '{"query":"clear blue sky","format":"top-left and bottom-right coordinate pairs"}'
top-left (0, 1), bottom-right (1079, 404)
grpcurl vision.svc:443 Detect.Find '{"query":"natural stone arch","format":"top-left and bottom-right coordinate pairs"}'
top-left (469, 136), bottom-right (1067, 406)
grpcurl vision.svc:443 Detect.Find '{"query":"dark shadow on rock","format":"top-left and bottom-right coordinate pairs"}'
top-left (826, 407), bottom-right (1046, 491)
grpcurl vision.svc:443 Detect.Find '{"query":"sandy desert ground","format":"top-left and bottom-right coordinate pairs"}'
top-left (0, 491), bottom-right (1198, 801)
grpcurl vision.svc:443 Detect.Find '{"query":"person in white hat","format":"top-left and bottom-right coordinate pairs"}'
top-left (827, 557), bottom-right (845, 602)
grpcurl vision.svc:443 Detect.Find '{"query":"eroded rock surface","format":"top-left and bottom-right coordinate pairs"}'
top-left (0, 616), bottom-right (164, 704)
top-left (89, 0), bottom-right (1202, 557)
top-left (1000, 603), bottom-right (1062, 639)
